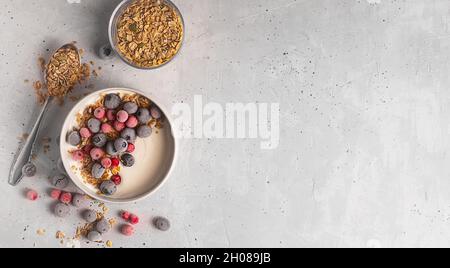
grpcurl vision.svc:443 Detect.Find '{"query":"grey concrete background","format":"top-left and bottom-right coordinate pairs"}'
top-left (1, 0), bottom-right (450, 248)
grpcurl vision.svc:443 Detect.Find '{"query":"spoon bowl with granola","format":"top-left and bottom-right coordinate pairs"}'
top-left (60, 88), bottom-right (177, 203)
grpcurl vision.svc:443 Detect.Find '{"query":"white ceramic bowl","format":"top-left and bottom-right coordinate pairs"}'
top-left (60, 88), bottom-right (177, 203)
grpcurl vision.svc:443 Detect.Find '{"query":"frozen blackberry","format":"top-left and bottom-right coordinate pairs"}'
top-left (100, 181), bottom-right (117, 196)
top-left (137, 125), bottom-right (152, 138)
top-left (54, 203), bottom-right (70, 218)
top-left (51, 174), bottom-right (69, 189)
top-left (121, 153), bottom-right (135, 167)
top-left (87, 231), bottom-right (102, 242)
top-left (106, 141), bottom-right (118, 156)
top-left (96, 219), bottom-right (111, 233)
top-left (91, 163), bottom-right (105, 179)
top-left (136, 108), bottom-right (151, 124)
top-left (153, 217), bottom-right (170, 231)
top-left (67, 131), bottom-right (81, 146)
top-left (104, 93), bottom-right (121, 109)
top-left (123, 102), bottom-right (138, 114)
top-left (83, 209), bottom-right (97, 223)
top-left (22, 162), bottom-right (37, 177)
top-left (114, 138), bottom-right (128, 153)
top-left (92, 133), bottom-right (107, 147)
top-left (87, 118), bottom-right (101, 133)
top-left (120, 128), bottom-right (136, 143)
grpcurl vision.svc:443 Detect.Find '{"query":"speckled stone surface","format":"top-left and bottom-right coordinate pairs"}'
top-left (1, 0), bottom-right (450, 248)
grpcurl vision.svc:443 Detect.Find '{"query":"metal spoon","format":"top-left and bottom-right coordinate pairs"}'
top-left (8, 44), bottom-right (81, 186)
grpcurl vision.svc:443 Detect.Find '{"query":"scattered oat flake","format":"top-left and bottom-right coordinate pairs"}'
top-left (56, 231), bottom-right (65, 239)
top-left (37, 229), bottom-right (46, 236)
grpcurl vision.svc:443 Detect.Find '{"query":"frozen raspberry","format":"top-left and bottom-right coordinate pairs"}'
top-left (121, 211), bottom-right (131, 221)
top-left (113, 121), bottom-right (125, 132)
top-left (90, 148), bottom-right (105, 160)
top-left (116, 110), bottom-right (129, 123)
top-left (79, 127), bottom-right (91, 138)
top-left (59, 192), bottom-right (72, 204)
top-left (111, 158), bottom-right (120, 167)
top-left (121, 224), bottom-right (134, 236)
top-left (106, 110), bottom-right (116, 121)
top-left (111, 175), bottom-right (122, 185)
top-left (127, 143), bottom-right (135, 153)
top-left (26, 190), bottom-right (38, 201)
top-left (72, 150), bottom-right (84, 161)
top-left (50, 189), bottom-right (62, 200)
top-left (129, 214), bottom-right (139, 225)
top-left (101, 123), bottom-right (113, 134)
top-left (94, 107), bottom-right (106, 119)
top-left (125, 115), bottom-right (138, 128)
top-left (101, 157), bottom-right (112, 168)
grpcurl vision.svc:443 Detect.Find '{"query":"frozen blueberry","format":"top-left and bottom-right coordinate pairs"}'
top-left (87, 118), bottom-right (101, 133)
top-left (137, 125), bottom-right (152, 138)
top-left (99, 181), bottom-right (117, 196)
top-left (123, 102), bottom-right (138, 114)
top-left (153, 217), bottom-right (170, 231)
top-left (51, 174), bottom-right (69, 189)
top-left (67, 131), bottom-right (81, 146)
top-left (96, 219), bottom-right (111, 233)
top-left (105, 141), bottom-right (118, 156)
top-left (22, 162), bottom-right (37, 177)
top-left (120, 128), bottom-right (136, 143)
top-left (136, 108), bottom-right (151, 124)
top-left (150, 106), bottom-right (162, 119)
top-left (72, 194), bottom-right (87, 207)
top-left (104, 93), bottom-right (121, 109)
top-left (91, 163), bottom-right (105, 179)
top-left (87, 231), bottom-right (102, 242)
top-left (83, 209), bottom-right (98, 223)
top-left (98, 44), bottom-right (115, 60)
top-left (114, 138), bottom-right (128, 153)
top-left (92, 133), bottom-right (107, 147)
top-left (120, 153), bottom-right (135, 167)
top-left (54, 203), bottom-right (70, 218)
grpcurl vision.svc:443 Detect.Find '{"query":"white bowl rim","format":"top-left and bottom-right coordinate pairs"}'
top-left (59, 87), bottom-right (178, 204)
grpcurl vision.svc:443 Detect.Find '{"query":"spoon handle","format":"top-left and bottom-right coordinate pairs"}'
top-left (8, 97), bottom-right (53, 186)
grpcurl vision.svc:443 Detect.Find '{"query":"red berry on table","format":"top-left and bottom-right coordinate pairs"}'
top-left (129, 214), bottom-right (139, 225)
top-left (113, 121), bottom-right (125, 132)
top-left (101, 123), bottom-right (113, 134)
top-left (106, 110), bottom-right (116, 121)
top-left (111, 157), bottom-right (120, 167)
top-left (121, 211), bottom-right (131, 221)
top-left (79, 127), bottom-right (91, 138)
top-left (125, 115), bottom-right (138, 128)
top-left (90, 148), bottom-right (105, 160)
top-left (111, 175), bottom-right (122, 185)
top-left (121, 224), bottom-right (134, 236)
top-left (72, 150), bottom-right (84, 161)
top-left (59, 192), bottom-right (72, 204)
top-left (127, 143), bottom-right (135, 153)
top-left (101, 157), bottom-right (112, 168)
top-left (26, 190), bottom-right (38, 201)
top-left (94, 107), bottom-right (106, 119)
top-left (50, 189), bottom-right (62, 200)
top-left (116, 110), bottom-right (129, 123)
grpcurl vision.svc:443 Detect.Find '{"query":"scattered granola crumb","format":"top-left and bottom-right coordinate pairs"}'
top-left (24, 79), bottom-right (29, 83)
top-left (38, 57), bottom-right (46, 72)
top-left (36, 229), bottom-right (46, 236)
top-left (56, 231), bottom-right (65, 239)
top-left (106, 240), bottom-right (113, 247)
top-left (92, 69), bottom-right (98, 77)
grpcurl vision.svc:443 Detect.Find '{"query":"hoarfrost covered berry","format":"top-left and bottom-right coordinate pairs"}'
top-left (101, 123), bottom-right (113, 134)
top-left (87, 118), bottom-right (101, 133)
top-left (90, 147), bottom-right (105, 160)
top-left (99, 181), bottom-right (117, 195)
top-left (79, 127), bottom-right (91, 138)
top-left (129, 214), bottom-right (139, 225)
top-left (104, 93), bottom-right (121, 109)
top-left (26, 190), bottom-right (38, 201)
top-left (150, 106), bottom-right (162, 119)
top-left (136, 108), bottom-right (151, 124)
top-left (83, 209), bottom-right (98, 223)
top-left (116, 110), bottom-right (129, 123)
top-left (120, 128), bottom-right (136, 143)
top-left (91, 163), bottom-right (105, 179)
top-left (121, 211), bottom-right (131, 221)
top-left (50, 189), bottom-right (62, 200)
top-left (96, 219), bottom-right (111, 233)
top-left (92, 133), bottom-right (107, 147)
top-left (59, 192), bottom-right (72, 204)
top-left (72, 194), bottom-right (87, 207)
top-left (54, 203), bottom-right (70, 217)
top-left (123, 102), bottom-right (138, 114)
top-left (22, 162), bottom-right (37, 177)
top-left (121, 224), bottom-right (134, 236)
top-left (137, 125), bottom-right (152, 138)
top-left (72, 150), bottom-right (84, 161)
top-left (93, 107), bottom-right (106, 119)
top-left (120, 153), bottom-right (135, 167)
top-left (51, 174), bottom-right (69, 189)
top-left (153, 217), bottom-right (170, 231)
top-left (67, 131), bottom-right (81, 146)
top-left (125, 115), bottom-right (138, 128)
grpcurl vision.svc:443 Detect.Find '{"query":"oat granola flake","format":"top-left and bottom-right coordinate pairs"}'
top-left (115, 0), bottom-right (183, 68)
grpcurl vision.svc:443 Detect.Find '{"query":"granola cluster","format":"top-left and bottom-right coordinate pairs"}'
top-left (46, 47), bottom-right (81, 97)
top-left (115, 0), bottom-right (183, 68)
